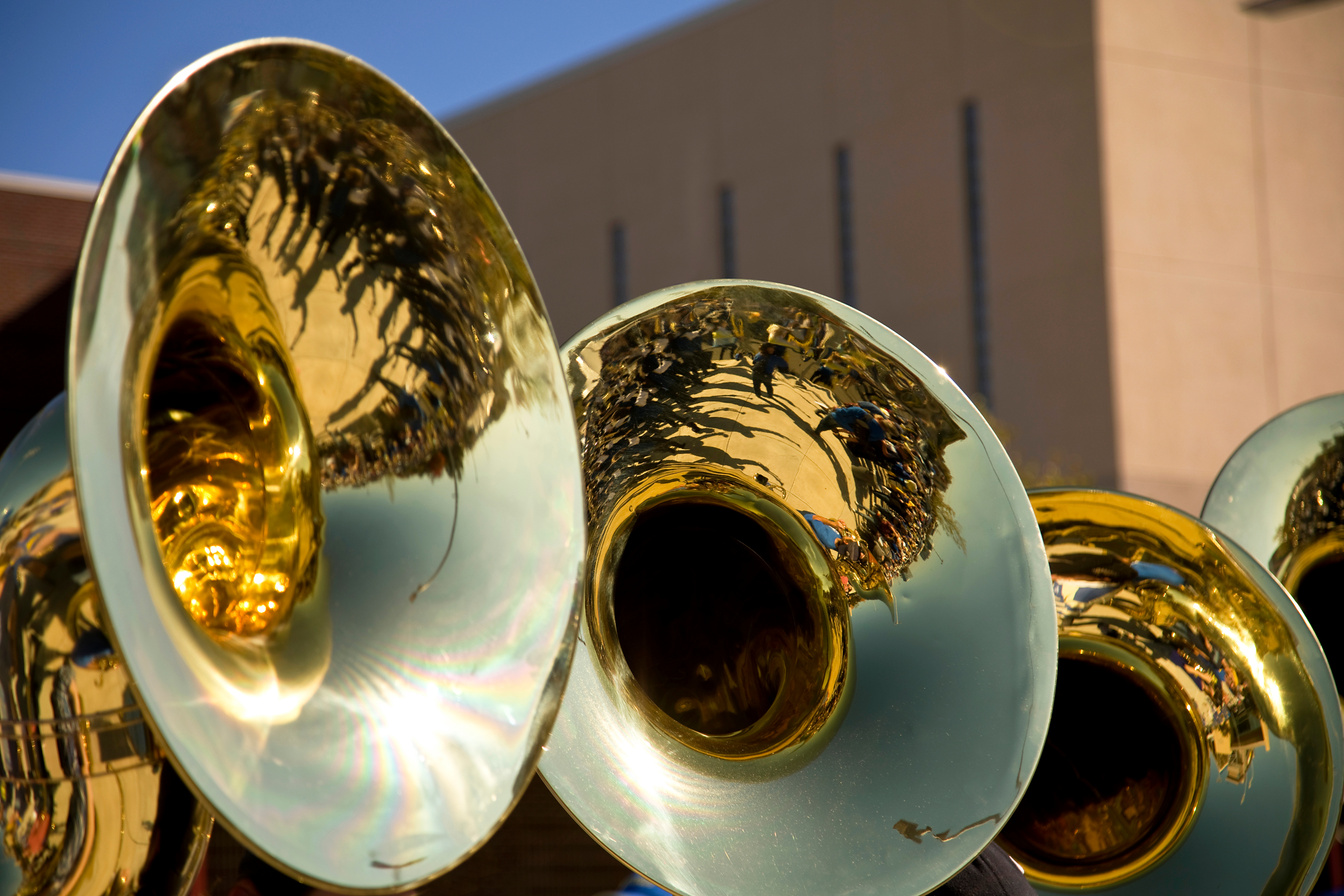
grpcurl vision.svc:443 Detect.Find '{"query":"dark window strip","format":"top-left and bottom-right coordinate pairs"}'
top-left (611, 222), bottom-right (628, 306)
top-left (836, 146), bottom-right (856, 307)
top-left (962, 101), bottom-right (991, 407)
top-left (719, 186), bottom-right (736, 279)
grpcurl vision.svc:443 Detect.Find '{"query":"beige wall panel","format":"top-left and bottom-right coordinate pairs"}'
top-left (1099, 57), bottom-right (1259, 268)
top-left (603, 41), bottom-right (722, 296)
top-left (958, 0), bottom-right (1096, 84)
top-left (848, 109), bottom-right (973, 381)
top-left (454, 0), bottom-right (1116, 489)
top-left (1272, 283), bottom-right (1344, 410)
top-left (711, 0), bottom-right (837, 297)
top-left (1108, 264), bottom-right (1271, 511)
top-left (956, 0), bottom-right (1114, 481)
top-left (1260, 84), bottom-right (1344, 282)
top-left (1095, 0), bottom-right (1249, 71)
top-left (830, 0), bottom-right (961, 132)
top-left (1255, 2), bottom-right (1344, 88)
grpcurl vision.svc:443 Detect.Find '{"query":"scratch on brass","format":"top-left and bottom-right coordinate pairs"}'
top-left (371, 857), bottom-right (425, 869)
top-left (933, 814), bottom-right (1002, 842)
top-left (894, 813), bottom-right (1001, 844)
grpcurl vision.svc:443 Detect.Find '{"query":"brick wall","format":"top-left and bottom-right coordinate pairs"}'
top-left (0, 183), bottom-right (92, 446)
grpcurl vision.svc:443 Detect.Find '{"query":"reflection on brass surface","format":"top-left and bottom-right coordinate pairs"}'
top-left (1203, 395), bottom-right (1344, 698)
top-left (569, 283), bottom-right (964, 758)
top-left (146, 248), bottom-right (321, 640)
top-left (56, 39), bottom-right (583, 893)
top-left (0, 400), bottom-right (211, 895)
top-left (1270, 430), bottom-right (1344, 598)
top-left (1003, 490), bottom-right (1341, 894)
top-left (149, 69), bottom-right (531, 491)
top-left (541, 279), bottom-right (1058, 896)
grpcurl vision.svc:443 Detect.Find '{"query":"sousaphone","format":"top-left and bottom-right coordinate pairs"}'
top-left (538, 280), bottom-right (1058, 896)
top-left (0, 39), bottom-right (583, 893)
top-left (1204, 393), bottom-right (1344, 697)
top-left (998, 489), bottom-right (1343, 894)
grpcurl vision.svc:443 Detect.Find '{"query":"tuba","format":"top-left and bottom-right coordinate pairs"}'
top-left (537, 280), bottom-right (1059, 896)
top-left (997, 489), bottom-right (1343, 894)
top-left (1204, 393), bottom-right (1344, 696)
top-left (0, 39), bottom-right (582, 893)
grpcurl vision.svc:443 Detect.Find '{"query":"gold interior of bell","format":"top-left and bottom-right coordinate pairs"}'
top-left (141, 248), bottom-right (323, 643)
top-left (999, 637), bottom-right (1207, 890)
top-left (588, 465), bottom-right (847, 760)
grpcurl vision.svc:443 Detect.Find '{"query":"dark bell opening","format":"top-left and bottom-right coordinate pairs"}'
top-left (148, 316), bottom-right (259, 428)
top-left (612, 502), bottom-right (815, 738)
top-left (1294, 557), bottom-right (1344, 692)
top-left (999, 656), bottom-right (1184, 869)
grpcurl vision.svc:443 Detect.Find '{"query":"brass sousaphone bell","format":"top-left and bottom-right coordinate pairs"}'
top-left (1204, 393), bottom-right (1344, 700)
top-left (0, 40), bottom-right (583, 893)
top-left (997, 489), bottom-right (1343, 894)
top-left (538, 280), bottom-right (1059, 896)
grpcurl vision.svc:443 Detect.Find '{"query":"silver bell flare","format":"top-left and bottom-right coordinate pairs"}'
top-left (48, 39), bottom-right (583, 892)
top-left (539, 280), bottom-right (1057, 896)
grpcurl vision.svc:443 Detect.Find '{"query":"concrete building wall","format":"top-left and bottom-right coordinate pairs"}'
top-left (1096, 0), bottom-right (1344, 511)
top-left (449, 0), bottom-right (1119, 489)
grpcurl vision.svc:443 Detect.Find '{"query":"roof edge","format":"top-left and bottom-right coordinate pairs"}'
top-left (0, 170), bottom-right (98, 201)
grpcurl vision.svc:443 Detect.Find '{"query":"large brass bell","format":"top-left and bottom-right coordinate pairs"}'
top-left (0, 39), bottom-right (583, 894)
top-left (539, 280), bottom-right (1058, 896)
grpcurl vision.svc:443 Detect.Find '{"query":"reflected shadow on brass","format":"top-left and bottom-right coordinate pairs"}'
top-left (1005, 489), bottom-right (1343, 895)
top-left (572, 283), bottom-right (966, 761)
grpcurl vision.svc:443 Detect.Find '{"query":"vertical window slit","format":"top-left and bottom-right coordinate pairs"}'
top-left (719, 186), bottom-right (736, 279)
top-left (611, 222), bottom-right (628, 306)
top-left (963, 101), bottom-right (991, 407)
top-left (836, 146), bottom-right (856, 307)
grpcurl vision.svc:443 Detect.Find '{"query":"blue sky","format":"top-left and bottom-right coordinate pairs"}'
top-left (0, 0), bottom-right (731, 184)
